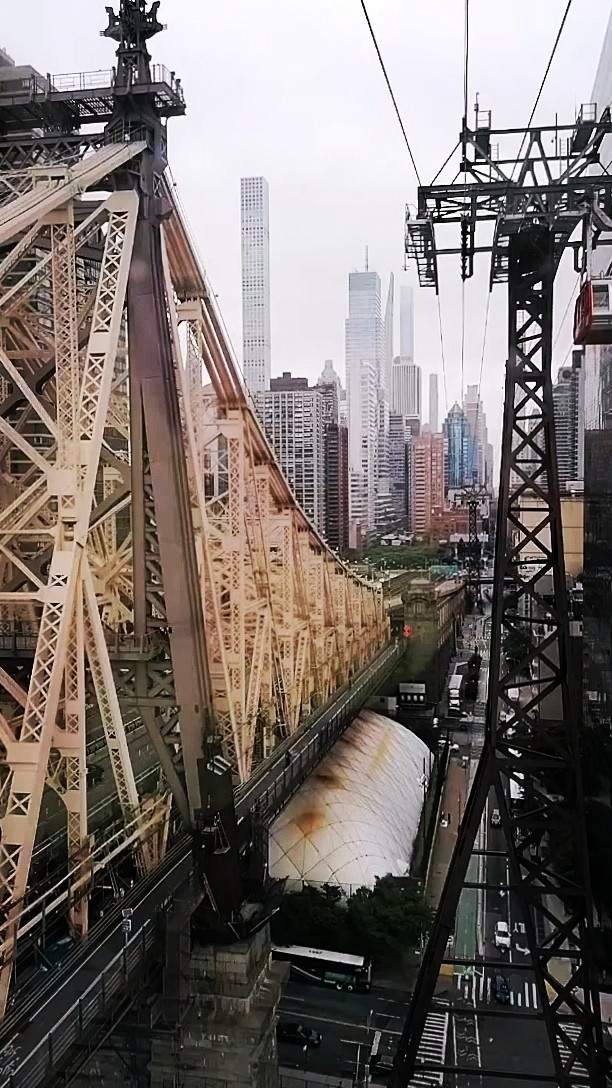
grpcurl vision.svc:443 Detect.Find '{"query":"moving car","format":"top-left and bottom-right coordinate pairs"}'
top-left (493, 972), bottom-right (511, 1004)
top-left (465, 676), bottom-right (479, 701)
top-left (490, 808), bottom-right (502, 828)
top-left (276, 1022), bottom-right (322, 1047)
top-left (494, 921), bottom-right (511, 951)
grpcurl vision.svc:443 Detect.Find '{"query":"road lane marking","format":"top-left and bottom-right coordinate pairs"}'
top-left (282, 1012), bottom-right (369, 1031)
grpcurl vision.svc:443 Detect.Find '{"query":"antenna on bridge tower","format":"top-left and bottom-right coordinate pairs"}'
top-left (103, 0), bottom-right (164, 88)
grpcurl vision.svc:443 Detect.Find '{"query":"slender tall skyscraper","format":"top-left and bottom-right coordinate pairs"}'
top-left (428, 373), bottom-right (439, 433)
top-left (240, 177), bottom-right (271, 395)
top-left (345, 270), bottom-right (383, 545)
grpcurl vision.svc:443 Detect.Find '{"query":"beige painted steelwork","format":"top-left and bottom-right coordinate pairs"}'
top-left (0, 145), bottom-right (387, 1015)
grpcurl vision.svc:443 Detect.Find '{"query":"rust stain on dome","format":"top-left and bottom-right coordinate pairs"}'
top-left (295, 806), bottom-right (327, 836)
top-left (340, 712), bottom-right (391, 774)
top-left (314, 768), bottom-right (343, 788)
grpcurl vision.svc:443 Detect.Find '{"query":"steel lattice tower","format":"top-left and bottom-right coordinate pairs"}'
top-left (392, 106), bottom-right (612, 1087)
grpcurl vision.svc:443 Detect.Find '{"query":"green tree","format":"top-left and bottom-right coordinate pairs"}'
top-left (347, 876), bottom-right (433, 962)
top-left (270, 885), bottom-right (351, 952)
top-left (270, 878), bottom-right (433, 966)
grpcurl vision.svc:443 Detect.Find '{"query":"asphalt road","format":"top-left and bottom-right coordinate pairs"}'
top-left (277, 978), bottom-right (451, 1085)
top-left (441, 605), bottom-right (563, 1086)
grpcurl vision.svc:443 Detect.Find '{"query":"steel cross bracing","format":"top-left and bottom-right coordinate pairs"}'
top-left (394, 107), bottom-right (612, 1088)
top-left (0, 0), bottom-right (388, 1018)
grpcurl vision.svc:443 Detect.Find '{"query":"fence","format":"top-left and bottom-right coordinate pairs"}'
top-left (280, 1070), bottom-right (352, 1088)
top-left (0, 923), bottom-right (155, 1088)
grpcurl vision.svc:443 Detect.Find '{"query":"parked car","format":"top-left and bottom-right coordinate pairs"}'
top-left (38, 935), bottom-right (74, 971)
top-left (370, 1054), bottom-right (395, 1076)
top-left (494, 921), bottom-right (511, 951)
top-left (490, 808), bottom-right (502, 828)
top-left (493, 972), bottom-right (511, 1004)
top-left (276, 1022), bottom-right (322, 1047)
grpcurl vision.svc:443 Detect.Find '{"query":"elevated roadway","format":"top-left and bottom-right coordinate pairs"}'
top-left (0, 640), bottom-right (402, 1088)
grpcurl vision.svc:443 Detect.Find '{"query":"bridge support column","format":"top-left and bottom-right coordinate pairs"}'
top-left (150, 924), bottom-right (286, 1088)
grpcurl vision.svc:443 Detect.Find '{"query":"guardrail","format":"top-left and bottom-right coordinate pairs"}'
top-left (0, 923), bottom-right (156, 1088)
top-left (245, 641), bottom-right (403, 822)
top-left (0, 642), bottom-right (402, 1086)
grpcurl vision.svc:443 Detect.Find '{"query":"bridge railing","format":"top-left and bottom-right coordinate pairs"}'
top-left (0, 923), bottom-right (155, 1088)
top-left (243, 640), bottom-right (404, 824)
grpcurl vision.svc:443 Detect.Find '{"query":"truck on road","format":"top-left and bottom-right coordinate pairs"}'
top-left (447, 673), bottom-right (463, 717)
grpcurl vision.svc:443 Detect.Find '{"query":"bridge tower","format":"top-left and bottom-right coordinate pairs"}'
top-left (0, 2), bottom-right (389, 1082)
top-left (394, 104), bottom-right (612, 1086)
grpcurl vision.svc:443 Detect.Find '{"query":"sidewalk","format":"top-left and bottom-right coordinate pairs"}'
top-left (426, 757), bottom-right (468, 913)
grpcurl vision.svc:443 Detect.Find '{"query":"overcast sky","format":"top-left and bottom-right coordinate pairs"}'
top-left (4, 1), bottom-right (612, 458)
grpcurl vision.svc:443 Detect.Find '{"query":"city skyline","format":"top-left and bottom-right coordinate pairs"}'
top-left (8, 2), bottom-right (610, 480)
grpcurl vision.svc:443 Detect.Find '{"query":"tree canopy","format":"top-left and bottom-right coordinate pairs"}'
top-left (271, 877), bottom-right (433, 965)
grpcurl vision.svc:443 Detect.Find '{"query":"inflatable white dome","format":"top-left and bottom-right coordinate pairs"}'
top-left (269, 710), bottom-right (430, 891)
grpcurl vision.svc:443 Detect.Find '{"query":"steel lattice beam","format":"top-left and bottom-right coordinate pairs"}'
top-left (0, 2), bottom-right (389, 1018)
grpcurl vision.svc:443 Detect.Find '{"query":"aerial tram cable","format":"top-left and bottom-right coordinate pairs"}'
top-left (358, 0), bottom-right (422, 186)
top-left (552, 272), bottom-right (581, 353)
top-left (511, 0), bottom-right (574, 180)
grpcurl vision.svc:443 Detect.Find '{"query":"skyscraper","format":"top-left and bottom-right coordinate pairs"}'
top-left (391, 287), bottom-right (420, 425)
top-left (391, 358), bottom-right (421, 422)
top-left (553, 349), bottom-right (585, 490)
top-left (443, 403), bottom-right (475, 490)
top-left (324, 424), bottom-right (349, 555)
top-left (254, 375), bottom-right (325, 532)
top-left (389, 413), bottom-right (412, 527)
top-left (345, 270), bottom-right (383, 545)
top-left (240, 176), bottom-right (271, 395)
top-left (428, 373), bottom-right (439, 433)
top-left (316, 363), bottom-right (348, 552)
top-left (318, 360), bottom-right (347, 427)
top-left (463, 384), bottom-right (491, 487)
top-left (412, 429), bottom-right (445, 535)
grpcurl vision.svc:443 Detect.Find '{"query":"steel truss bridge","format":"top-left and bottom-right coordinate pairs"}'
top-left (0, 1), bottom-right (391, 1071)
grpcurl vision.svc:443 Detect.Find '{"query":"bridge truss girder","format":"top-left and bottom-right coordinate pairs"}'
top-left (0, 142), bottom-right (387, 1015)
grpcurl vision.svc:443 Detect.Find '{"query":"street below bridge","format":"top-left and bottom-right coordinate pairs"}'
top-left (434, 602), bottom-right (572, 1086)
top-left (278, 978), bottom-right (448, 1086)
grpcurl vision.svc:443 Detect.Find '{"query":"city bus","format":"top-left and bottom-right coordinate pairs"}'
top-left (271, 944), bottom-right (372, 992)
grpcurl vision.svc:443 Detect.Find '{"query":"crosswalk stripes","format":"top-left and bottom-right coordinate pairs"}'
top-left (455, 972), bottom-right (539, 1009)
top-left (409, 1010), bottom-right (449, 1086)
top-left (557, 1023), bottom-right (588, 1080)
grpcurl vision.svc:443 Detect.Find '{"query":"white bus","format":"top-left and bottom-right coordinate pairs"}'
top-left (271, 944), bottom-right (372, 992)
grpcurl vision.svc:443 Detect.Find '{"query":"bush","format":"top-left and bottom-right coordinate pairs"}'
top-left (270, 877), bottom-right (433, 965)
top-left (347, 876), bottom-right (433, 961)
